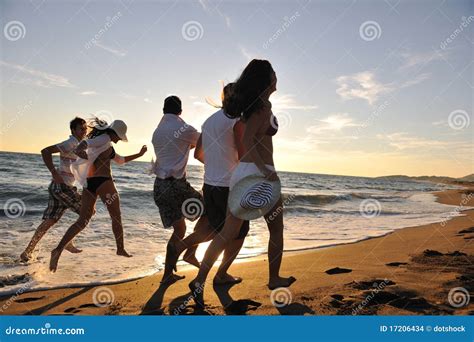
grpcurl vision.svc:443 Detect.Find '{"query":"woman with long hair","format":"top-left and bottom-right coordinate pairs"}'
top-left (189, 59), bottom-right (296, 306)
top-left (49, 119), bottom-right (147, 272)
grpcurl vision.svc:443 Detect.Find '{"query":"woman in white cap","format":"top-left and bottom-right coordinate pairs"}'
top-left (49, 119), bottom-right (147, 272)
top-left (189, 59), bottom-right (295, 306)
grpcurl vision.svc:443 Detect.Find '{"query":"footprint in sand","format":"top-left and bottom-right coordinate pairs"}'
top-left (15, 296), bottom-right (45, 303)
top-left (325, 267), bottom-right (352, 275)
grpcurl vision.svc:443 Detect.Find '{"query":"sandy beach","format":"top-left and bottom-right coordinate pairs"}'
top-left (1, 187), bottom-right (473, 316)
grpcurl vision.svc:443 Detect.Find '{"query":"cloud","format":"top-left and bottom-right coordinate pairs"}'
top-left (79, 90), bottom-right (97, 96)
top-left (239, 46), bottom-right (254, 61)
top-left (93, 41), bottom-right (127, 57)
top-left (306, 113), bottom-right (362, 133)
top-left (376, 132), bottom-right (470, 151)
top-left (400, 72), bottom-right (431, 88)
top-left (271, 93), bottom-right (318, 112)
top-left (199, 0), bottom-right (231, 28)
top-left (398, 49), bottom-right (448, 70)
top-left (336, 71), bottom-right (392, 105)
top-left (0, 60), bottom-right (75, 88)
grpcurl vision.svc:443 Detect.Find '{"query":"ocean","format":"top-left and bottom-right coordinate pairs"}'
top-left (0, 151), bottom-right (466, 295)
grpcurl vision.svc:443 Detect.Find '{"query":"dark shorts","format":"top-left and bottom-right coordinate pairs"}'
top-left (153, 177), bottom-right (205, 228)
top-left (203, 183), bottom-right (249, 240)
top-left (42, 182), bottom-right (82, 221)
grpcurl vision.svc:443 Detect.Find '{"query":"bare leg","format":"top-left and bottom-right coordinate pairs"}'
top-left (190, 212), bottom-right (243, 306)
top-left (161, 218), bottom-right (187, 283)
top-left (97, 180), bottom-right (131, 258)
top-left (214, 237), bottom-right (245, 284)
top-left (265, 197), bottom-right (296, 289)
top-left (21, 219), bottom-right (58, 261)
top-left (182, 216), bottom-right (213, 268)
top-left (49, 189), bottom-right (96, 272)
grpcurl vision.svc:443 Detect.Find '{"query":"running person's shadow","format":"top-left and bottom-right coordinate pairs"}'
top-left (213, 282), bottom-right (261, 315)
top-left (140, 279), bottom-right (179, 315)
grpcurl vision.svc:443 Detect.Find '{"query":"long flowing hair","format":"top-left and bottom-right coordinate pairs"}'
top-left (223, 59), bottom-right (275, 121)
top-left (86, 117), bottom-right (114, 139)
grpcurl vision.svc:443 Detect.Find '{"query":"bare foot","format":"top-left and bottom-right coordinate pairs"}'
top-left (213, 273), bottom-right (242, 285)
top-left (49, 249), bottom-right (61, 272)
top-left (268, 276), bottom-right (296, 290)
top-left (117, 249), bottom-right (132, 257)
top-left (20, 251), bottom-right (31, 262)
top-left (188, 280), bottom-right (205, 308)
top-left (65, 243), bottom-right (82, 254)
top-left (183, 251), bottom-right (200, 269)
top-left (160, 273), bottom-right (185, 284)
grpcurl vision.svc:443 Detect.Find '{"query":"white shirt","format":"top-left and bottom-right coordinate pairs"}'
top-left (202, 109), bottom-right (240, 187)
top-left (56, 135), bottom-right (80, 187)
top-left (152, 114), bottom-right (200, 179)
top-left (71, 134), bottom-right (112, 187)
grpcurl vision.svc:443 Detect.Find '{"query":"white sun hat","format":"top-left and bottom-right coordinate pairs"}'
top-left (228, 174), bottom-right (281, 220)
top-left (109, 120), bottom-right (128, 142)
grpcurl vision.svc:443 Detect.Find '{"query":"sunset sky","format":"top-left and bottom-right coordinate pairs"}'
top-left (0, 0), bottom-right (472, 177)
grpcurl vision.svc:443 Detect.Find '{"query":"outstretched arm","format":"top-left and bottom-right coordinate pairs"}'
top-left (119, 145), bottom-right (147, 164)
top-left (41, 145), bottom-right (64, 184)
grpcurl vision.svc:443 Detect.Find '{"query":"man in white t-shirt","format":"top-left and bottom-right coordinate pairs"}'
top-left (20, 117), bottom-right (88, 262)
top-left (167, 84), bottom-right (250, 287)
top-left (152, 96), bottom-right (210, 283)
